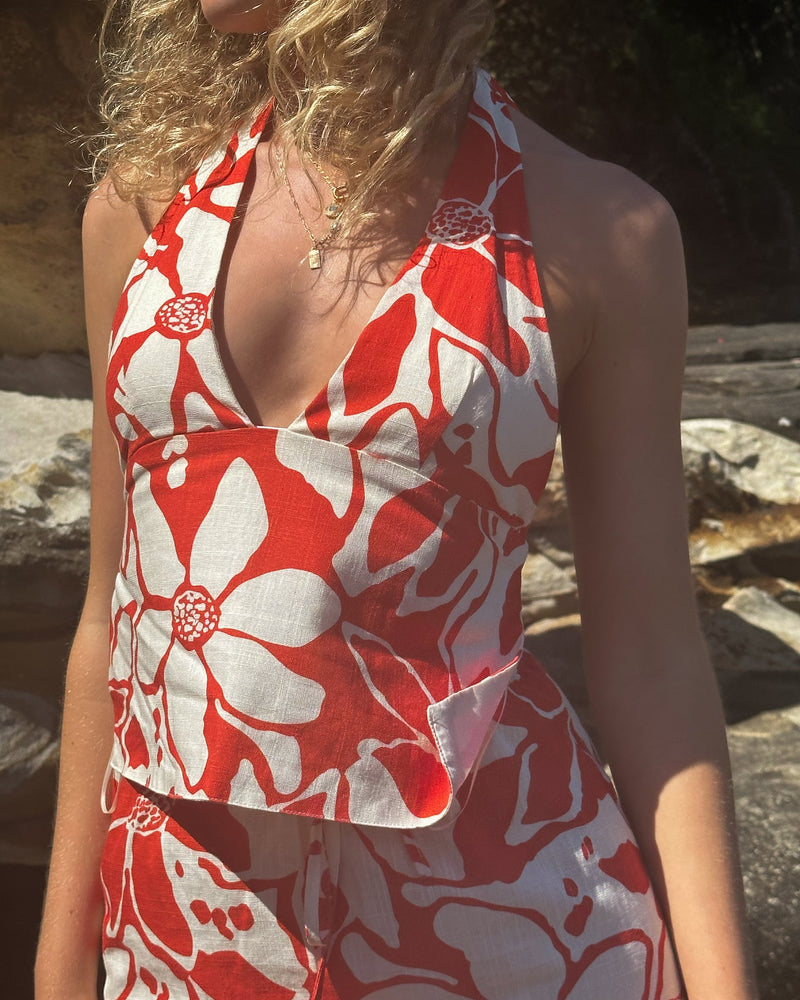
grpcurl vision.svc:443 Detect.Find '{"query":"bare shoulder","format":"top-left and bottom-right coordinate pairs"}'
top-left (82, 174), bottom-right (163, 263)
top-left (82, 173), bottom-right (177, 271)
top-left (506, 114), bottom-right (697, 684)
top-left (508, 106), bottom-right (685, 393)
top-left (81, 176), bottom-right (172, 355)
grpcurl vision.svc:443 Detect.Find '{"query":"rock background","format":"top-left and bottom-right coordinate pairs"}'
top-left (0, 0), bottom-right (101, 355)
top-left (2, 0), bottom-right (799, 360)
top-left (1, 331), bottom-right (799, 999)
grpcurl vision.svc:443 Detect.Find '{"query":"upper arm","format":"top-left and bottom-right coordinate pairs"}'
top-left (558, 164), bottom-right (699, 686)
top-left (79, 177), bottom-right (149, 627)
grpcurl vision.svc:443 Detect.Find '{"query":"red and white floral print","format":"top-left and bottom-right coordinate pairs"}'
top-left (105, 66), bottom-right (560, 827)
top-left (100, 63), bottom-right (686, 999)
top-left (110, 453), bottom-right (340, 795)
top-left (101, 665), bottom-right (685, 999)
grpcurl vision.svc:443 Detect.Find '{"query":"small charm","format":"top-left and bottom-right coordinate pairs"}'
top-left (330, 220), bottom-right (341, 234)
top-left (308, 247), bottom-right (322, 269)
top-left (333, 184), bottom-right (348, 202)
top-left (325, 203), bottom-right (342, 219)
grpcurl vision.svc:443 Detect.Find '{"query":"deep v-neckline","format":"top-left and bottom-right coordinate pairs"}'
top-left (208, 67), bottom-right (480, 433)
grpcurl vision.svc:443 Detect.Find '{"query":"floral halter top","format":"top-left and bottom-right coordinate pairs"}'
top-left (105, 66), bottom-right (560, 828)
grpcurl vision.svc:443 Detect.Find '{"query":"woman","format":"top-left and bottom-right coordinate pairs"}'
top-left (36, 1), bottom-right (758, 998)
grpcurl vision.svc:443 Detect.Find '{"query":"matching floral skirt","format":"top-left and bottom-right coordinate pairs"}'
top-left (100, 664), bottom-right (685, 1000)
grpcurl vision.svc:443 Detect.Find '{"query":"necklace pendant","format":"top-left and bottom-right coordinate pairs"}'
top-left (308, 246), bottom-right (322, 269)
top-left (325, 203), bottom-right (342, 219)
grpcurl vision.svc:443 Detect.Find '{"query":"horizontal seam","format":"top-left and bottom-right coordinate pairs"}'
top-left (126, 427), bottom-right (527, 532)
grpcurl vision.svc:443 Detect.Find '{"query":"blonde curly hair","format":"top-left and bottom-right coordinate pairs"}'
top-left (92, 0), bottom-right (495, 244)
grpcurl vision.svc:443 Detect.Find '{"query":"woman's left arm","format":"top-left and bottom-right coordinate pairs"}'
top-left (558, 165), bottom-right (759, 1000)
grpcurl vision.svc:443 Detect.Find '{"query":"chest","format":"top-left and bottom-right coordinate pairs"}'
top-left (107, 67), bottom-right (561, 535)
top-left (213, 142), bottom-right (452, 431)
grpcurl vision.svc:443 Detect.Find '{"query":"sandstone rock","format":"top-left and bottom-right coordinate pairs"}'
top-left (0, 688), bottom-right (59, 866)
top-left (528, 433), bottom-right (568, 544)
top-left (520, 551), bottom-right (577, 625)
top-left (0, 636), bottom-right (72, 705)
top-left (688, 504), bottom-right (800, 566)
top-left (723, 587), bottom-right (800, 655)
top-left (0, 389), bottom-right (92, 633)
top-left (686, 323), bottom-right (800, 365)
top-left (683, 324), bottom-right (800, 443)
top-left (772, 579), bottom-right (800, 615)
top-left (702, 587), bottom-right (800, 676)
top-left (0, 388), bottom-right (92, 477)
top-left (526, 585), bottom-right (800, 725)
top-left (531, 420), bottom-right (800, 562)
top-left (681, 419), bottom-right (800, 528)
top-left (700, 586), bottom-right (800, 725)
top-left (0, 0), bottom-right (101, 356)
top-left (0, 351), bottom-right (92, 400)
top-left (0, 428), bottom-right (91, 522)
top-left (682, 360), bottom-right (800, 443)
top-left (727, 707), bottom-right (800, 998)
top-left (527, 534), bottom-right (575, 570)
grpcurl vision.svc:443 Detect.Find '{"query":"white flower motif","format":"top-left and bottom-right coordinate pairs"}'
top-left (114, 333), bottom-right (181, 439)
top-left (112, 294), bottom-right (217, 441)
top-left (128, 456), bottom-right (340, 782)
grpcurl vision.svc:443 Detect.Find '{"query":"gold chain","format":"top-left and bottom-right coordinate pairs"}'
top-left (274, 142), bottom-right (349, 269)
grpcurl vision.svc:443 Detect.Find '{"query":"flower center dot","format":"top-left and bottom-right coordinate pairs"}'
top-left (171, 587), bottom-right (220, 648)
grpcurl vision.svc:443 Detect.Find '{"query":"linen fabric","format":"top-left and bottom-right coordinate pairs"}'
top-left (104, 66), bottom-right (563, 827)
top-left (100, 63), bottom-right (687, 1000)
top-left (101, 662), bottom-right (684, 1000)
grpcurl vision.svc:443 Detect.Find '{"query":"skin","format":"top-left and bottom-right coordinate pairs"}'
top-left (35, 2), bottom-right (759, 997)
top-left (201, 0), bottom-right (287, 32)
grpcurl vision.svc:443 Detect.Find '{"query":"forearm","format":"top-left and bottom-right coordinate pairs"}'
top-left (35, 620), bottom-right (115, 998)
top-left (588, 632), bottom-right (758, 1000)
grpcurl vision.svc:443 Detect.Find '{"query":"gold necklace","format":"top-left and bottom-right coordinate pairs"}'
top-left (274, 142), bottom-right (349, 269)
